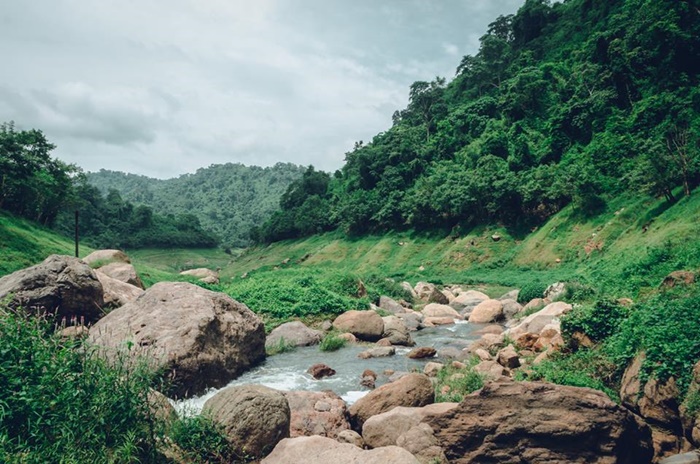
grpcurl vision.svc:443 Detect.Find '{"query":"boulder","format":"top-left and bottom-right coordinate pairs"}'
top-left (401, 282), bottom-right (419, 300)
top-left (97, 262), bottom-right (144, 289)
top-left (285, 390), bottom-right (350, 439)
top-left (307, 363), bottom-right (336, 379)
top-left (179, 268), bottom-right (219, 284)
top-left (408, 346), bottom-right (437, 359)
top-left (0, 255), bottom-right (104, 323)
top-left (95, 270), bottom-right (143, 309)
top-left (261, 436), bottom-right (419, 464)
top-left (506, 301), bottom-right (572, 339)
top-left (467, 333), bottom-right (505, 354)
top-left (414, 282), bottom-right (449, 304)
top-left (681, 362), bottom-right (700, 447)
top-left (336, 429), bottom-right (364, 447)
top-left (89, 282), bottom-right (265, 397)
top-left (423, 316), bottom-right (456, 326)
top-left (496, 345), bottom-right (520, 369)
top-left (468, 299), bottom-right (504, 323)
top-left (82, 249), bottom-right (131, 266)
top-left (204, 384), bottom-right (290, 458)
top-left (348, 373), bottom-right (434, 430)
top-left (450, 290), bottom-right (489, 312)
top-left (333, 310), bottom-right (384, 342)
top-left (421, 303), bottom-right (461, 319)
top-left (473, 360), bottom-right (508, 380)
top-left (396, 422), bottom-right (449, 464)
top-left (424, 362), bottom-right (444, 377)
top-left (544, 281), bottom-right (567, 301)
top-left (382, 316), bottom-right (414, 346)
top-left (266, 321), bottom-right (322, 349)
top-left (396, 311), bottom-right (423, 331)
top-left (427, 381), bottom-right (654, 463)
top-left (362, 403), bottom-right (459, 449)
top-left (501, 299), bottom-right (523, 320)
top-left (379, 296), bottom-right (406, 314)
top-left (337, 332), bottom-right (357, 343)
top-left (358, 346), bottom-right (395, 359)
top-left (361, 369), bottom-right (377, 389)
top-left (499, 289), bottom-right (520, 301)
top-left (148, 389), bottom-right (177, 424)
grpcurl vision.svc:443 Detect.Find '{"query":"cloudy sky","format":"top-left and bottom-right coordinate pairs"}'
top-left (1, 0), bottom-right (523, 179)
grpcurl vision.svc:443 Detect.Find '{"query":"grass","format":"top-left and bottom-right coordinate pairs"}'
top-left (435, 358), bottom-right (485, 403)
top-left (265, 337), bottom-right (296, 356)
top-left (319, 333), bottom-right (347, 352)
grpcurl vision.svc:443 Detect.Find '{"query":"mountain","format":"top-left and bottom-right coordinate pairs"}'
top-left (86, 162), bottom-right (305, 247)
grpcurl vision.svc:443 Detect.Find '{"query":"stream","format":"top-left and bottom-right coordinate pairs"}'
top-left (174, 320), bottom-right (491, 415)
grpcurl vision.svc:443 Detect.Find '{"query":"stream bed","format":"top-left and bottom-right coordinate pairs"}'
top-left (174, 320), bottom-right (492, 415)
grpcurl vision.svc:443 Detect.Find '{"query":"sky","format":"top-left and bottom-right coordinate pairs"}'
top-left (0, 0), bottom-right (524, 179)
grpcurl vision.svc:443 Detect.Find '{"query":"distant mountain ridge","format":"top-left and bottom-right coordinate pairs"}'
top-left (86, 162), bottom-right (306, 247)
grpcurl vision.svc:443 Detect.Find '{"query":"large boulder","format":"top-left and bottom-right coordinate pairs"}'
top-left (382, 316), bottom-right (414, 346)
top-left (266, 321), bottom-right (322, 349)
top-left (285, 390), bottom-right (350, 439)
top-left (450, 290), bottom-right (489, 312)
top-left (348, 373), bottom-right (434, 430)
top-left (89, 282), bottom-right (265, 397)
top-left (203, 384), bottom-right (290, 458)
top-left (427, 381), bottom-right (653, 464)
top-left (179, 268), bottom-right (219, 284)
top-left (95, 270), bottom-right (144, 309)
top-left (506, 301), bottom-right (572, 339)
top-left (362, 403), bottom-right (458, 449)
top-left (82, 249), bottom-right (131, 266)
top-left (468, 299), bottom-right (504, 323)
top-left (97, 262), bottom-right (144, 289)
top-left (0, 255), bottom-right (104, 323)
top-left (421, 303), bottom-right (461, 319)
top-left (414, 282), bottom-right (449, 304)
top-left (333, 310), bottom-right (384, 342)
top-left (379, 296), bottom-right (406, 314)
top-left (261, 436), bottom-right (419, 464)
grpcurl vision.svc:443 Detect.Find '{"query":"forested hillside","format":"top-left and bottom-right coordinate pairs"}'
top-left (87, 163), bottom-right (305, 247)
top-left (258, 0), bottom-right (700, 242)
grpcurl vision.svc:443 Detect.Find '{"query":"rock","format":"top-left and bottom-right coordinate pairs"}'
top-left (82, 249), bottom-right (131, 266)
top-left (337, 332), bottom-right (357, 343)
top-left (506, 301), bottom-right (572, 339)
top-left (0, 255), bottom-right (104, 323)
top-left (501, 299), bottom-right (523, 320)
top-left (427, 381), bottom-right (654, 463)
top-left (442, 289), bottom-right (456, 303)
top-left (396, 311), bottom-right (423, 331)
top-left (474, 324), bottom-right (505, 336)
top-left (320, 320), bottom-right (333, 332)
top-left (179, 268), bottom-right (219, 284)
top-left (473, 360), bottom-right (508, 380)
top-left (375, 337), bottom-right (392, 347)
top-left (424, 362), bottom-right (444, 377)
top-left (491, 234), bottom-right (501, 242)
top-left (266, 321), bottom-right (322, 349)
top-left (307, 363), bottom-right (336, 379)
top-left (467, 333), bottom-right (505, 354)
top-left (379, 296), bottom-right (406, 314)
top-left (57, 324), bottom-right (89, 340)
top-left (474, 348), bottom-right (491, 361)
top-left (361, 370), bottom-right (377, 389)
top-left (659, 451), bottom-right (700, 464)
top-left (204, 384), bottom-right (290, 458)
top-left (408, 346), bottom-right (437, 359)
top-left (522, 297), bottom-right (547, 311)
top-left (544, 281), bottom-right (567, 301)
top-left (148, 389), bottom-right (177, 424)
top-left (348, 373), bottom-right (434, 430)
top-left (95, 270), bottom-right (143, 309)
top-left (396, 422), bottom-right (449, 464)
top-left (534, 322), bottom-right (565, 351)
top-left (358, 346), bottom-right (395, 359)
top-left (450, 290), bottom-right (489, 312)
top-left (336, 429), bottom-right (364, 447)
top-left (499, 289), bottom-right (520, 301)
top-left (333, 310), bottom-right (384, 342)
top-left (261, 435), bottom-right (419, 464)
top-left (681, 362), bottom-right (700, 447)
top-left (468, 299), bottom-right (504, 323)
top-left (437, 347), bottom-right (462, 359)
top-left (285, 390), bottom-right (350, 439)
top-left (96, 262), bottom-right (144, 289)
top-left (89, 282), bottom-right (265, 398)
top-left (496, 345), bottom-right (520, 369)
top-left (423, 316), bottom-right (456, 326)
top-left (401, 282), bottom-right (419, 300)
top-left (421, 303), bottom-right (461, 319)
top-left (414, 282), bottom-right (449, 304)
top-left (661, 271), bottom-right (696, 289)
top-left (382, 316), bottom-right (414, 346)
top-left (362, 403), bottom-right (459, 449)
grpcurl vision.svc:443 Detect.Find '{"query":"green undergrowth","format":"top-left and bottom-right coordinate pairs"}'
top-left (169, 415), bottom-right (248, 464)
top-left (319, 332), bottom-right (347, 352)
top-left (435, 357), bottom-right (485, 403)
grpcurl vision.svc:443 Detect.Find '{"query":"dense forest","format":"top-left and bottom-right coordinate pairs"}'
top-left (257, 0), bottom-right (700, 242)
top-left (86, 163), bottom-right (305, 247)
top-left (0, 122), bottom-right (217, 249)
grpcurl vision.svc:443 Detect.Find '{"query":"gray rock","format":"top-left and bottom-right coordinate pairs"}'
top-left (379, 295), bottom-right (406, 314)
top-left (98, 262), bottom-right (144, 289)
top-left (358, 346), bottom-right (396, 359)
top-left (382, 315), bottom-right (414, 346)
top-left (266, 321), bottom-right (323, 348)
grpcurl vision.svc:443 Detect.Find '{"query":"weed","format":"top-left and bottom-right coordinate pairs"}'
top-left (319, 333), bottom-right (347, 352)
top-left (435, 359), bottom-right (485, 402)
top-left (169, 414), bottom-right (246, 464)
top-left (266, 337), bottom-right (296, 356)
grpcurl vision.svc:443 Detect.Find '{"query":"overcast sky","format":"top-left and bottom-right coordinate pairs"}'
top-left (1, 0), bottom-right (524, 179)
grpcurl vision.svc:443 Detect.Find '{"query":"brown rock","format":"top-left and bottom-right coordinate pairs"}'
top-left (414, 282), bottom-right (449, 304)
top-left (348, 373), bottom-right (434, 430)
top-left (0, 255), bottom-right (104, 323)
top-left (261, 436), bottom-right (419, 464)
top-left (204, 384), bottom-right (290, 458)
top-left (506, 301), bottom-right (572, 339)
top-left (95, 270), bottom-right (143, 309)
top-left (336, 430), bottom-right (364, 448)
top-left (97, 262), bottom-right (144, 289)
top-left (381, 316), bottom-right (414, 346)
top-left (333, 310), bottom-right (384, 342)
top-left (496, 345), bottom-right (520, 369)
top-left (358, 346), bottom-right (395, 359)
top-left (424, 362), bottom-right (444, 377)
top-left (89, 282), bottom-right (265, 398)
top-left (661, 271), bottom-right (696, 289)
top-left (266, 321), bottom-right (322, 348)
top-left (307, 363), bottom-right (336, 379)
top-left (396, 422), bottom-right (449, 464)
top-left (82, 249), bottom-right (131, 266)
top-left (362, 403), bottom-right (459, 449)
top-left (421, 303), bottom-right (461, 319)
top-left (180, 268), bottom-right (219, 284)
top-left (375, 337), bottom-right (392, 346)
top-left (450, 290), bottom-right (489, 312)
top-left (428, 381), bottom-right (654, 463)
top-left (408, 346), bottom-right (437, 359)
top-left (468, 299), bottom-right (504, 323)
top-left (379, 296), bottom-right (406, 314)
top-left (473, 360), bottom-right (508, 380)
top-left (337, 332), bottom-right (357, 343)
top-left (423, 316), bottom-right (456, 326)
top-left (285, 390), bottom-right (350, 439)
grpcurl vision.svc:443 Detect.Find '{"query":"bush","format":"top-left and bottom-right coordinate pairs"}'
top-left (0, 304), bottom-right (163, 463)
top-left (561, 299), bottom-right (629, 343)
top-left (169, 415), bottom-right (244, 464)
top-left (265, 337), bottom-right (296, 356)
top-left (434, 360), bottom-right (485, 402)
top-left (319, 333), bottom-right (347, 352)
top-left (517, 280), bottom-right (547, 304)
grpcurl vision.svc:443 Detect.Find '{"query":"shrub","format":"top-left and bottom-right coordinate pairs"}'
top-left (435, 360), bottom-right (485, 402)
top-left (265, 337), bottom-right (296, 356)
top-left (561, 299), bottom-right (629, 343)
top-left (319, 333), bottom-right (346, 352)
top-left (0, 304), bottom-right (163, 463)
top-left (169, 414), bottom-right (244, 464)
top-left (517, 280), bottom-right (547, 304)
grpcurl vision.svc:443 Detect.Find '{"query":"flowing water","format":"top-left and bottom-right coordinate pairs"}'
top-left (174, 320), bottom-right (491, 415)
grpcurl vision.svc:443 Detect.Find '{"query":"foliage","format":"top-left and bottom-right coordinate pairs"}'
top-left (169, 414), bottom-right (245, 464)
top-left (561, 299), bottom-right (629, 343)
top-left (0, 304), bottom-right (163, 463)
top-left (517, 280), bottom-right (547, 304)
top-left (266, 337), bottom-right (296, 356)
top-left (319, 333), bottom-right (347, 352)
top-left (434, 359), bottom-right (485, 403)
